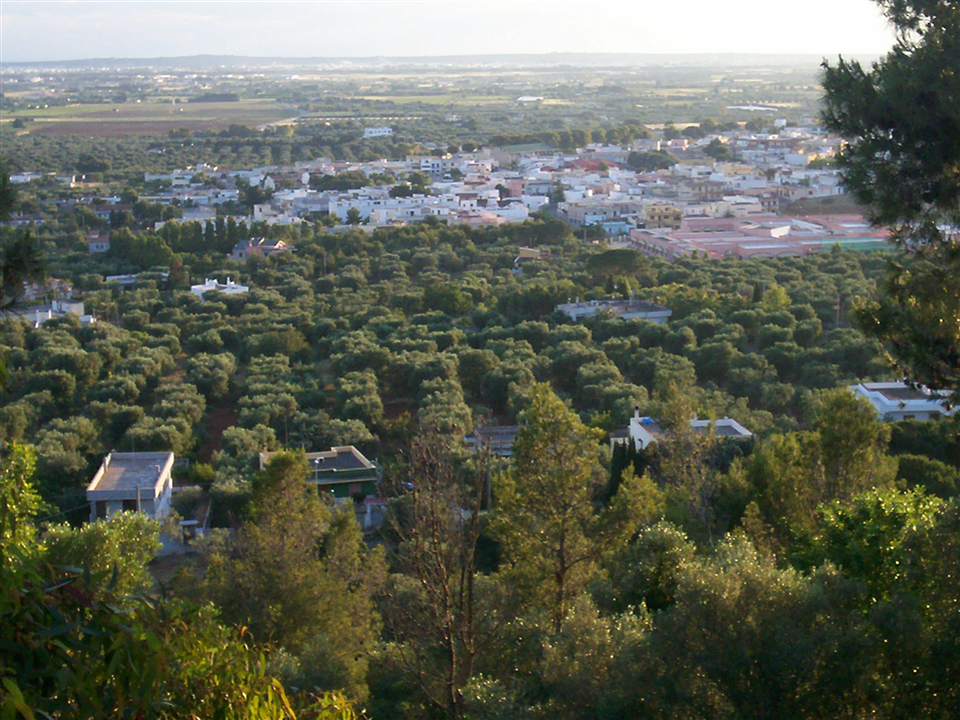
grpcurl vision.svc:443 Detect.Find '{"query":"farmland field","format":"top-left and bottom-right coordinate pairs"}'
top-left (353, 94), bottom-right (512, 105)
top-left (2, 100), bottom-right (294, 136)
top-left (0, 59), bottom-right (829, 175)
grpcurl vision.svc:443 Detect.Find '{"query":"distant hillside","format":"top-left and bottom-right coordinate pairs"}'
top-left (4, 52), bottom-right (869, 71)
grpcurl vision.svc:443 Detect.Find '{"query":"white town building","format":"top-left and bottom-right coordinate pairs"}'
top-left (87, 452), bottom-right (175, 522)
top-left (849, 382), bottom-right (956, 422)
top-left (190, 277), bottom-right (249, 299)
top-left (613, 410), bottom-right (753, 450)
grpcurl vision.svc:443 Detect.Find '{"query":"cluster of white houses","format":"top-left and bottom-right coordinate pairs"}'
top-left (85, 446), bottom-right (384, 531)
top-left (83, 380), bottom-right (952, 546)
top-left (8, 117), bottom-right (884, 258)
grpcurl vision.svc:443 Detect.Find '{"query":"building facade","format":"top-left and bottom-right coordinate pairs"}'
top-left (259, 446), bottom-right (379, 501)
top-left (850, 382), bottom-right (956, 421)
top-left (86, 452), bottom-right (175, 522)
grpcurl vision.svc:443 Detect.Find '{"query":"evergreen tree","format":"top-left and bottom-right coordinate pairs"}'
top-left (823, 0), bottom-right (960, 390)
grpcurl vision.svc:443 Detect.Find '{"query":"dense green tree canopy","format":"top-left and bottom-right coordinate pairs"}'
top-left (6, 150), bottom-right (960, 718)
top-left (822, 0), bottom-right (960, 246)
top-left (824, 0), bottom-right (960, 391)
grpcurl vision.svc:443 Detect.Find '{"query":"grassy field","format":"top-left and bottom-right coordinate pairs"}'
top-left (0, 62), bottom-right (826, 142)
top-left (353, 94), bottom-right (512, 105)
top-left (2, 100), bottom-right (294, 136)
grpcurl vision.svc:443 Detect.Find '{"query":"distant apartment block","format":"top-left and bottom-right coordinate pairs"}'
top-left (640, 203), bottom-right (682, 230)
top-left (561, 198), bottom-right (644, 227)
top-left (363, 127), bottom-right (394, 138)
top-left (464, 426), bottom-right (521, 457)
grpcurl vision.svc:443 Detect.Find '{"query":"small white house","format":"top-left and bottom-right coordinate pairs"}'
top-left (363, 127), bottom-right (394, 138)
top-left (87, 452), bottom-right (175, 522)
top-left (556, 298), bottom-right (672, 323)
top-left (87, 232), bottom-right (110, 254)
top-left (190, 277), bottom-right (249, 299)
top-left (21, 299), bottom-right (96, 327)
top-left (849, 382), bottom-right (955, 422)
top-left (613, 409), bottom-right (752, 449)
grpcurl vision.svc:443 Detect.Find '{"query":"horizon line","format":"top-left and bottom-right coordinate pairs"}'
top-left (3, 50), bottom-right (878, 68)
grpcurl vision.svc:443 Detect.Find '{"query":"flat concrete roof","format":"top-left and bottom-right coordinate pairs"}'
top-left (475, 426), bottom-right (520, 443)
top-left (863, 384), bottom-right (938, 402)
top-left (307, 447), bottom-right (373, 472)
top-left (259, 446), bottom-right (375, 473)
top-left (634, 416), bottom-right (752, 440)
top-left (89, 452), bottom-right (172, 493)
top-left (712, 424), bottom-right (749, 437)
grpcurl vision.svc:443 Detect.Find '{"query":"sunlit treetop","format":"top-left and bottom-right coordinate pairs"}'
top-left (821, 0), bottom-right (960, 247)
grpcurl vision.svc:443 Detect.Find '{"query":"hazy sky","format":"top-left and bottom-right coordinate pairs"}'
top-left (1, 0), bottom-right (896, 63)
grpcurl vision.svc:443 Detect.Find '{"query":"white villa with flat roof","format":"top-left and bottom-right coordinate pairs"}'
top-left (613, 409), bottom-right (752, 449)
top-left (87, 452), bottom-right (175, 522)
top-left (556, 298), bottom-right (672, 323)
top-left (849, 382), bottom-right (956, 422)
top-left (190, 277), bottom-right (249, 299)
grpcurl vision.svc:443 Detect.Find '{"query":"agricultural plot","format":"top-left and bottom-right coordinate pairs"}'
top-left (4, 100), bottom-right (293, 136)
